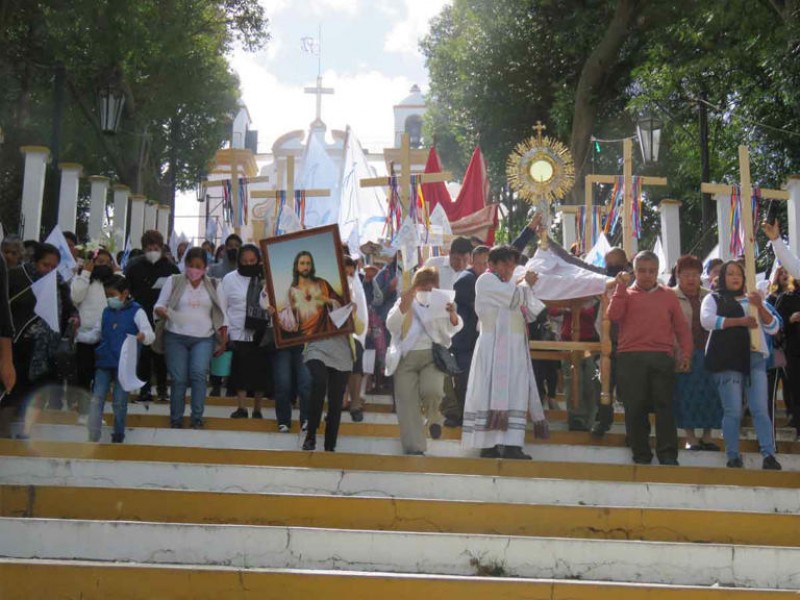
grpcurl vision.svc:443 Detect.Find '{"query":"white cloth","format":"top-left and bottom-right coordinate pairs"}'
top-left (218, 270), bottom-right (254, 342)
top-left (31, 270), bottom-right (60, 333)
top-left (770, 238), bottom-right (800, 280)
top-left (350, 274), bottom-right (369, 345)
top-left (384, 297), bottom-right (463, 376)
top-left (71, 272), bottom-right (109, 344)
top-left (424, 255), bottom-right (462, 291)
top-left (44, 225), bottom-right (77, 283)
top-left (462, 272), bottom-right (546, 449)
top-left (155, 276), bottom-right (214, 338)
top-left (700, 293), bottom-right (779, 358)
top-left (118, 334), bottom-right (147, 393)
top-left (525, 248), bottom-right (611, 301)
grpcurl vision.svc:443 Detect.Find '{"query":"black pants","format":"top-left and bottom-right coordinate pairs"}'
top-left (75, 342), bottom-right (97, 392)
top-left (783, 355), bottom-right (800, 425)
top-left (305, 359), bottom-right (349, 451)
top-left (137, 345), bottom-right (168, 399)
top-left (593, 353), bottom-right (618, 430)
top-left (532, 359), bottom-right (559, 399)
top-left (616, 351), bottom-right (678, 463)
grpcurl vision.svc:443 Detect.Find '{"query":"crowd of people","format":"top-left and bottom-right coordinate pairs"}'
top-left (0, 217), bottom-right (797, 471)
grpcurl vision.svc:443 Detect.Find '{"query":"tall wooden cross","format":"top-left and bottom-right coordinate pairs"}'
top-left (304, 76), bottom-right (334, 124)
top-left (701, 145), bottom-right (789, 351)
top-left (360, 132), bottom-right (452, 292)
top-left (251, 155), bottom-right (331, 235)
top-left (203, 146), bottom-right (270, 235)
top-left (585, 137), bottom-right (668, 256)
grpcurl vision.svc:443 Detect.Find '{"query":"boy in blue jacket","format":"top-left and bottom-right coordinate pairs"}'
top-left (88, 275), bottom-right (154, 443)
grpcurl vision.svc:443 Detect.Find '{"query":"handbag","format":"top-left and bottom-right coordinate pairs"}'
top-left (412, 303), bottom-right (462, 375)
top-left (152, 275), bottom-right (183, 355)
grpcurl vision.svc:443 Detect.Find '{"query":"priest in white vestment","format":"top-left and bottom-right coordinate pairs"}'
top-left (462, 245), bottom-right (549, 459)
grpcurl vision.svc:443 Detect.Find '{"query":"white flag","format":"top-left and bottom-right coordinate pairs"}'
top-left (428, 203), bottom-right (452, 247)
top-left (31, 270), bottom-right (60, 333)
top-left (298, 132), bottom-right (339, 228)
top-left (221, 223), bottom-right (232, 243)
top-left (278, 206), bottom-right (303, 235)
top-left (168, 230), bottom-right (179, 260)
top-left (584, 232), bottom-right (612, 268)
top-left (44, 225), bottom-right (77, 282)
top-left (118, 334), bottom-right (146, 392)
top-left (119, 236), bottom-right (132, 270)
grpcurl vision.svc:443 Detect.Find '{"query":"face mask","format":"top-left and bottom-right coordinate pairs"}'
top-left (238, 264), bottom-right (261, 278)
top-left (606, 264), bottom-right (624, 276)
top-left (91, 265), bottom-right (113, 281)
top-left (185, 267), bottom-right (205, 282)
top-left (145, 250), bottom-right (161, 264)
top-left (415, 291), bottom-right (431, 305)
top-left (226, 248), bottom-right (239, 262)
top-left (107, 297), bottom-right (125, 310)
top-left (205, 251), bottom-right (214, 264)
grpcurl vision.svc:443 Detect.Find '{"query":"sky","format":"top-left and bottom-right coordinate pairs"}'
top-left (175, 0), bottom-right (451, 237)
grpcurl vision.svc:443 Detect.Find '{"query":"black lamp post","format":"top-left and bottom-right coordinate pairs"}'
top-left (98, 83), bottom-right (125, 135)
top-left (636, 112), bottom-right (663, 164)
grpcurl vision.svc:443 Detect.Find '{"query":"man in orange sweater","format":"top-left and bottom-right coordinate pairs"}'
top-left (607, 251), bottom-right (692, 465)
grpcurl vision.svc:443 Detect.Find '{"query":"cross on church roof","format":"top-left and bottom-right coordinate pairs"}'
top-left (304, 75), bottom-right (334, 125)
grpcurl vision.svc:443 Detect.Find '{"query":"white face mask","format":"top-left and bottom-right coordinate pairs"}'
top-left (415, 291), bottom-right (431, 305)
top-left (145, 250), bottom-right (161, 264)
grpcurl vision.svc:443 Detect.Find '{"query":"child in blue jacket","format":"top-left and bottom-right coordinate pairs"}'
top-left (88, 275), bottom-right (154, 443)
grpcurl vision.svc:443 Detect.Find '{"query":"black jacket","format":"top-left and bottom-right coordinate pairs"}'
top-left (8, 263), bottom-right (75, 340)
top-left (775, 290), bottom-right (800, 356)
top-left (123, 255), bottom-right (179, 321)
top-left (451, 268), bottom-right (478, 354)
top-left (704, 293), bottom-right (750, 374)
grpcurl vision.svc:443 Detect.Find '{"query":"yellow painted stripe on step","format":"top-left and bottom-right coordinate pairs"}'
top-left (3, 485), bottom-right (798, 547)
top-left (30, 409), bottom-right (800, 453)
top-left (2, 440), bottom-right (799, 489)
top-left (0, 562), bottom-right (795, 600)
top-left (204, 396), bottom-right (395, 412)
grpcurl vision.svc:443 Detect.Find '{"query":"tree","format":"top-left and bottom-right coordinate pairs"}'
top-left (0, 0), bottom-right (269, 239)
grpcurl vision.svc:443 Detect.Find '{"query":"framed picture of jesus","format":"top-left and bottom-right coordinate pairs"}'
top-left (260, 224), bottom-right (353, 348)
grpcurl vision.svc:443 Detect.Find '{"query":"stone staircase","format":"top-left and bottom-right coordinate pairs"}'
top-left (0, 391), bottom-right (799, 599)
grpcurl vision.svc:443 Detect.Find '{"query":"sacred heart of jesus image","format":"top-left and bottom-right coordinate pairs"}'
top-left (260, 224), bottom-right (353, 348)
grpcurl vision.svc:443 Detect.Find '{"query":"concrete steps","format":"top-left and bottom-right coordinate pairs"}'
top-left (3, 386), bottom-right (799, 597)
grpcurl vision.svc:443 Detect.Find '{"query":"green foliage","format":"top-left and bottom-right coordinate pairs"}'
top-left (422, 0), bottom-right (800, 257)
top-left (0, 0), bottom-right (269, 238)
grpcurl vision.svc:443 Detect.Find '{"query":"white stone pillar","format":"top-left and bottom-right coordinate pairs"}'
top-left (129, 195), bottom-right (146, 249)
top-left (157, 204), bottom-right (171, 239)
top-left (144, 201), bottom-right (158, 232)
top-left (786, 176), bottom-right (800, 257)
top-left (560, 211), bottom-right (577, 250)
top-left (87, 176), bottom-right (110, 241)
top-left (56, 163), bottom-right (82, 232)
top-left (112, 184), bottom-right (130, 251)
top-left (658, 199), bottom-right (682, 272)
top-left (19, 146), bottom-right (50, 240)
top-left (714, 194), bottom-right (733, 261)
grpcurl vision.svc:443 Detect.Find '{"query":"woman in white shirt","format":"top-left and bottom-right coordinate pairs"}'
top-left (385, 267), bottom-right (462, 455)
top-left (155, 247), bottom-right (226, 429)
top-left (219, 244), bottom-right (274, 421)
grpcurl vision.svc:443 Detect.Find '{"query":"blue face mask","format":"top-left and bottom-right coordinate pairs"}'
top-left (107, 297), bottom-right (125, 310)
top-left (205, 251), bottom-right (214, 263)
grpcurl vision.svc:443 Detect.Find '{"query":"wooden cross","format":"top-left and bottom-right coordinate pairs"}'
top-left (585, 137), bottom-right (668, 256)
top-left (251, 155), bottom-right (331, 234)
top-left (359, 132), bottom-right (452, 292)
top-left (702, 145), bottom-right (789, 351)
top-left (304, 75), bottom-right (334, 124)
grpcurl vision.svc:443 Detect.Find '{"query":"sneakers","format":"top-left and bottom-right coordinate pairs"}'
top-left (590, 422), bottom-right (609, 439)
top-left (230, 407), bottom-right (248, 419)
top-left (77, 414), bottom-right (88, 426)
top-left (726, 456), bottom-right (744, 469)
top-left (763, 455), bottom-right (782, 471)
top-left (156, 395), bottom-right (168, 404)
top-left (210, 386), bottom-right (221, 397)
top-left (350, 410), bottom-right (364, 423)
top-left (301, 420), bottom-right (308, 432)
top-left (278, 424), bottom-right (290, 433)
top-left (111, 433), bottom-right (124, 444)
top-left (302, 435), bottom-right (316, 451)
top-left (252, 410), bottom-right (263, 419)
top-left (659, 458), bottom-right (679, 466)
top-left (429, 423), bottom-right (442, 440)
top-left (190, 419), bottom-right (204, 430)
top-left (170, 421), bottom-right (183, 429)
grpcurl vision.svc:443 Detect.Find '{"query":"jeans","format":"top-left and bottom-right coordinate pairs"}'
top-left (88, 368), bottom-right (128, 440)
top-left (164, 331), bottom-right (215, 425)
top-left (713, 352), bottom-right (776, 459)
top-left (305, 359), bottom-right (349, 451)
top-left (273, 346), bottom-right (311, 427)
